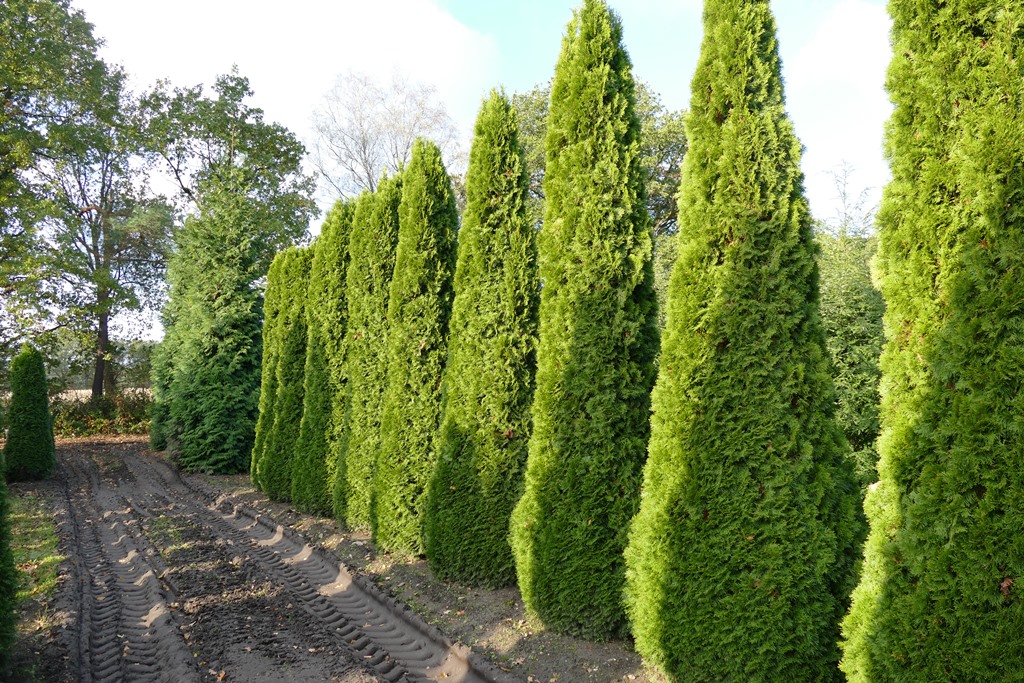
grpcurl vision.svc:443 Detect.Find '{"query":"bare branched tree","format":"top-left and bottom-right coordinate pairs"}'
top-left (311, 71), bottom-right (461, 197)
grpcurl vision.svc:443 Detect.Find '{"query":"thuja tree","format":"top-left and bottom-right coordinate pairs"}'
top-left (250, 251), bottom-right (288, 485)
top-left (292, 202), bottom-right (356, 511)
top-left (509, 0), bottom-right (659, 640)
top-left (423, 91), bottom-right (538, 587)
top-left (3, 344), bottom-right (54, 481)
top-left (291, 202), bottom-right (354, 515)
top-left (373, 139), bottom-right (457, 555)
top-left (257, 246), bottom-right (312, 502)
top-left (163, 172), bottom-right (267, 473)
top-left (623, 2), bottom-right (863, 679)
top-left (841, 4), bottom-right (1024, 680)
top-left (334, 177), bottom-right (402, 527)
top-left (817, 228), bottom-right (883, 488)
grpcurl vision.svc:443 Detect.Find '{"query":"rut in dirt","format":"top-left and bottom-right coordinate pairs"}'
top-left (58, 440), bottom-right (515, 683)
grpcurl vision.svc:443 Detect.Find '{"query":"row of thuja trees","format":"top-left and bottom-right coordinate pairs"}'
top-left (154, 0), bottom-right (1023, 679)
top-left (254, 0), bottom-right (856, 673)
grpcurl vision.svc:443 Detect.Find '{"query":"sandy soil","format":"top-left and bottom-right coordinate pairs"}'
top-left (24, 437), bottom-right (659, 682)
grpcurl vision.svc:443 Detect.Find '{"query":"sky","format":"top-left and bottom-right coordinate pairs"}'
top-left (73, 0), bottom-right (892, 227)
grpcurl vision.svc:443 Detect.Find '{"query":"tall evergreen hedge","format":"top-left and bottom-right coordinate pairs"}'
top-left (256, 246), bottom-right (312, 502)
top-left (373, 140), bottom-right (458, 555)
top-left (3, 344), bottom-right (55, 481)
top-left (423, 91), bottom-right (538, 587)
top-left (841, 4), bottom-right (1024, 680)
top-left (334, 178), bottom-right (403, 527)
top-left (509, 0), bottom-right (659, 640)
top-left (623, 2), bottom-right (862, 678)
top-left (817, 229), bottom-right (884, 488)
top-left (291, 202), bottom-right (354, 515)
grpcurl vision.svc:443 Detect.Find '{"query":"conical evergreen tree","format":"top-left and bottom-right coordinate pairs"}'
top-left (334, 178), bottom-right (403, 527)
top-left (291, 202), bottom-right (355, 515)
top-left (251, 251), bottom-right (288, 486)
top-left (3, 344), bottom-right (54, 481)
top-left (508, 0), bottom-right (659, 640)
top-left (373, 140), bottom-right (458, 555)
top-left (158, 171), bottom-right (268, 474)
top-left (841, 4), bottom-right (1024, 680)
top-left (623, 2), bottom-right (861, 678)
top-left (423, 91), bottom-right (538, 587)
top-left (257, 246), bottom-right (312, 501)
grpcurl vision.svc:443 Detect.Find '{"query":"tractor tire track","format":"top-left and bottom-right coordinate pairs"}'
top-left (58, 440), bottom-right (518, 683)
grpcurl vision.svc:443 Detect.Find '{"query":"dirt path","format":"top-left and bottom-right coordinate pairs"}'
top-left (56, 439), bottom-right (517, 683)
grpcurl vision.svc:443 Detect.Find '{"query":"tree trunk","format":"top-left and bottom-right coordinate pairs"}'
top-left (91, 308), bottom-right (109, 400)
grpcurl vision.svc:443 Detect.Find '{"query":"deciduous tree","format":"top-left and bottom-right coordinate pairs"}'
top-left (310, 72), bottom-right (459, 198)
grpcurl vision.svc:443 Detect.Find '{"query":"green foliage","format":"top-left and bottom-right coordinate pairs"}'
top-left (148, 329), bottom-right (176, 451)
top-left (624, 2), bottom-right (862, 678)
top-left (0, 0), bottom-right (104, 260)
top-left (250, 252), bottom-right (287, 485)
top-left (334, 178), bottom-right (403, 528)
top-left (509, 0), bottom-right (659, 640)
top-left (3, 345), bottom-right (54, 482)
top-left (423, 91), bottom-right (538, 587)
top-left (512, 77), bottom-right (686, 234)
top-left (0, 3), bottom-right (170, 397)
top-left (148, 71), bottom-right (315, 474)
top-left (141, 69), bottom-right (317, 252)
top-left (817, 228), bottom-right (883, 487)
top-left (0, 472), bottom-right (17, 665)
top-left (840, 4), bottom-right (1024, 680)
top-left (652, 231), bottom-right (679, 330)
top-left (257, 247), bottom-right (312, 502)
top-left (51, 390), bottom-right (151, 437)
top-left (35, 65), bottom-right (173, 400)
top-left (158, 171), bottom-right (268, 474)
top-left (373, 140), bottom-right (458, 555)
top-left (292, 202), bottom-right (355, 515)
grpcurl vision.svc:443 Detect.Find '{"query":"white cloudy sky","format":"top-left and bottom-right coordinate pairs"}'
top-left (74, 0), bottom-right (892, 226)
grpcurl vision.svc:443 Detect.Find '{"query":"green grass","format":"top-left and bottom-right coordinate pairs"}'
top-left (147, 514), bottom-right (192, 554)
top-left (10, 491), bottom-right (64, 610)
top-left (0, 488), bottom-right (67, 681)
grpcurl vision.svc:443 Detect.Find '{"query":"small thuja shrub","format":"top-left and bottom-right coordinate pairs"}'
top-left (3, 344), bottom-right (55, 482)
top-left (424, 90), bottom-right (538, 587)
top-left (373, 140), bottom-right (458, 555)
top-left (509, 0), bottom-right (659, 640)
